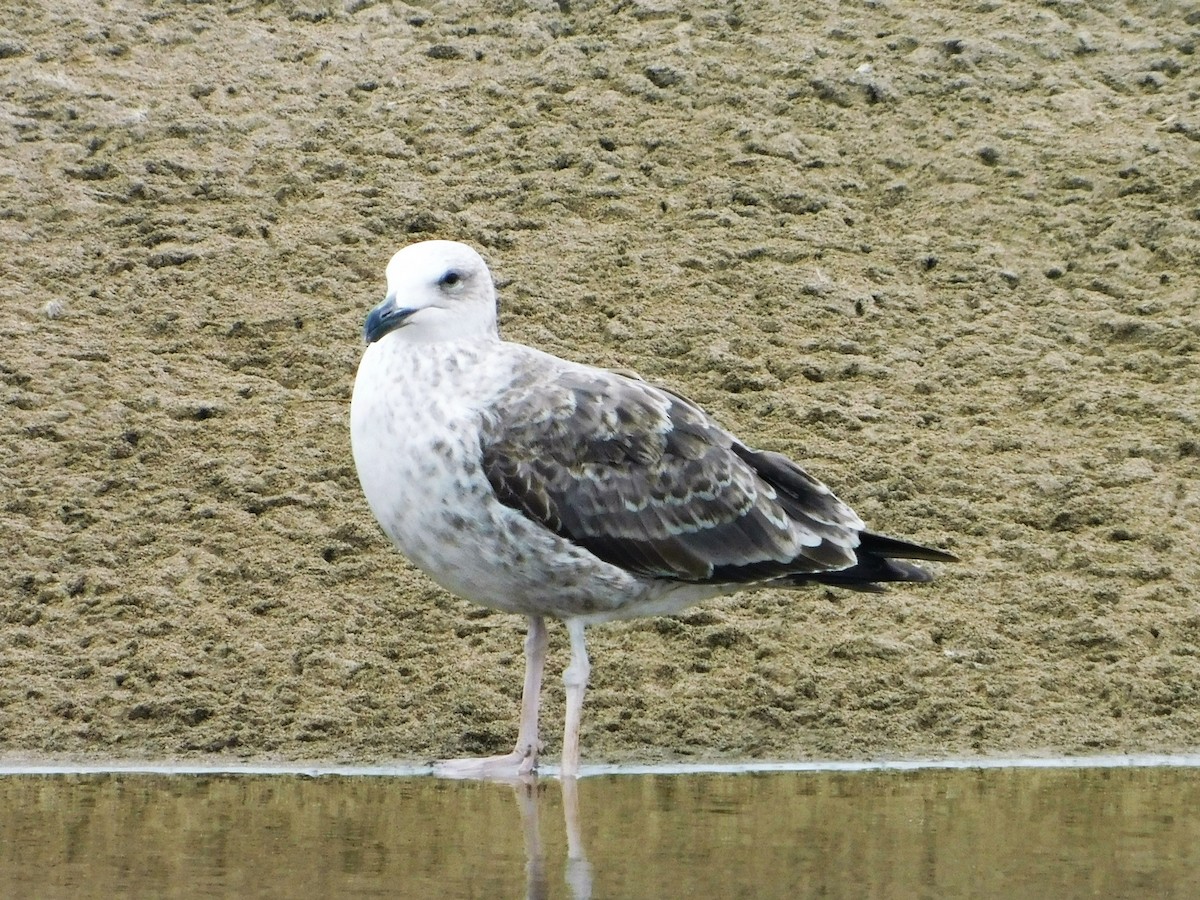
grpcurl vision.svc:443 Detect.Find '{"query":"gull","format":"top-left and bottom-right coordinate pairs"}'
top-left (349, 240), bottom-right (956, 779)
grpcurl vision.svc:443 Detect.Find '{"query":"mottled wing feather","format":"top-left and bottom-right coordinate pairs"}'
top-left (480, 365), bottom-right (862, 583)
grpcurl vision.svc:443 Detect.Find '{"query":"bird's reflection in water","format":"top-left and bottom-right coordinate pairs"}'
top-left (562, 778), bottom-right (593, 899)
top-left (513, 777), bottom-right (592, 900)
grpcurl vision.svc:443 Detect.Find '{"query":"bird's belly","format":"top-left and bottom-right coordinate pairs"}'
top-left (369, 465), bottom-right (652, 617)
top-left (352, 394), bottom-right (648, 618)
top-left (350, 344), bottom-right (727, 621)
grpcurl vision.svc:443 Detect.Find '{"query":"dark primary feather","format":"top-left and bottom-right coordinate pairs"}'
top-left (784, 532), bottom-right (958, 593)
top-left (481, 365), bottom-right (954, 589)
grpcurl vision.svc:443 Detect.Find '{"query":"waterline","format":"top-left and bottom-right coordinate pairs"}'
top-left (1, 752), bottom-right (1198, 779)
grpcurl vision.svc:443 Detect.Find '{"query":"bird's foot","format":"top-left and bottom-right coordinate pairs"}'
top-left (432, 746), bottom-right (539, 782)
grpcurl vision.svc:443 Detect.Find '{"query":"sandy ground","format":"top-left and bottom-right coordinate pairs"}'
top-left (1, 0), bottom-right (1198, 767)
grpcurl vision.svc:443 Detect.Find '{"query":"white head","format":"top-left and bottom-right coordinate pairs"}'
top-left (362, 240), bottom-right (499, 346)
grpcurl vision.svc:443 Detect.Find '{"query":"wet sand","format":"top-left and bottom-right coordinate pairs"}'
top-left (2, 1), bottom-right (1198, 766)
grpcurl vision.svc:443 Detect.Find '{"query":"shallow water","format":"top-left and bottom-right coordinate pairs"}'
top-left (1, 763), bottom-right (1197, 898)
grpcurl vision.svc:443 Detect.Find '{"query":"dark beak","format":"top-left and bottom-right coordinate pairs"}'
top-left (363, 298), bottom-right (417, 345)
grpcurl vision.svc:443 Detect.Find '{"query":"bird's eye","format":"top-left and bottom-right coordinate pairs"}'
top-left (439, 271), bottom-right (461, 287)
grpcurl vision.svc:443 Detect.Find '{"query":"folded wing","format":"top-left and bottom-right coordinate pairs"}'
top-left (480, 363), bottom-right (884, 585)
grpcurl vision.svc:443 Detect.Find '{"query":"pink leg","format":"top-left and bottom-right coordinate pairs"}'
top-left (435, 615), bottom-right (548, 780)
top-left (559, 619), bottom-right (590, 779)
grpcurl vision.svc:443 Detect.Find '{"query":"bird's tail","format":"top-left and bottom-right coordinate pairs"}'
top-left (781, 532), bottom-right (957, 593)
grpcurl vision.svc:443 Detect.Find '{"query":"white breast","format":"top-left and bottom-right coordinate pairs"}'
top-left (350, 338), bottom-right (685, 620)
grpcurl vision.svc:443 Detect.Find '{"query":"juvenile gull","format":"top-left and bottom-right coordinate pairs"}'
top-left (350, 240), bottom-right (956, 779)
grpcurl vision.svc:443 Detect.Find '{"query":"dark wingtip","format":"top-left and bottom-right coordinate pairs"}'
top-left (860, 532), bottom-right (958, 564)
top-left (819, 557), bottom-right (935, 589)
top-left (785, 542), bottom-right (952, 592)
